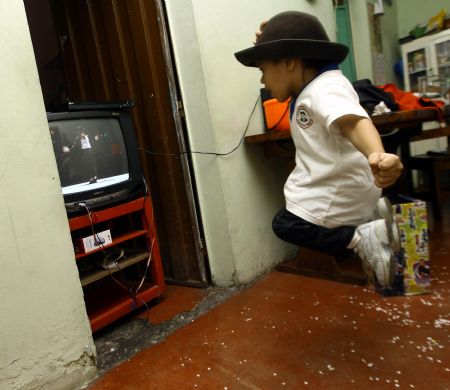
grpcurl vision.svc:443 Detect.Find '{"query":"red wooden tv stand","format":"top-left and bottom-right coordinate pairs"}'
top-left (68, 195), bottom-right (165, 332)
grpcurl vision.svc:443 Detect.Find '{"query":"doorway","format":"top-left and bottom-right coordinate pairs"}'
top-left (24, 0), bottom-right (208, 287)
top-left (334, 0), bottom-right (357, 82)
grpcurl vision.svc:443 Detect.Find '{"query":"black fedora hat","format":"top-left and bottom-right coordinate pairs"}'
top-left (234, 11), bottom-right (348, 67)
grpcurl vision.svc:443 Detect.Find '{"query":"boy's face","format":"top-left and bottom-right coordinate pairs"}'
top-left (258, 59), bottom-right (299, 102)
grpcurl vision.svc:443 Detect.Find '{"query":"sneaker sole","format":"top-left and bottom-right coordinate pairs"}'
top-left (376, 252), bottom-right (396, 288)
top-left (356, 219), bottom-right (395, 288)
top-left (377, 220), bottom-right (396, 288)
top-left (384, 238), bottom-right (396, 287)
top-left (376, 198), bottom-right (401, 253)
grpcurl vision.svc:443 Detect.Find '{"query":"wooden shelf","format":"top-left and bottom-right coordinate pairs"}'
top-left (84, 279), bottom-right (163, 332)
top-left (244, 109), bottom-right (450, 145)
top-left (79, 250), bottom-right (150, 287)
top-left (70, 196), bottom-right (166, 332)
top-left (408, 68), bottom-right (427, 75)
top-left (75, 230), bottom-right (148, 259)
top-left (69, 197), bottom-right (147, 230)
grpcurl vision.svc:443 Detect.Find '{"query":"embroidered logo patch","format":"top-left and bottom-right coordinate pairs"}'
top-left (296, 105), bottom-right (313, 129)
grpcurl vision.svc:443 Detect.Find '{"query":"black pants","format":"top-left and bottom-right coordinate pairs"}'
top-left (272, 208), bottom-right (357, 256)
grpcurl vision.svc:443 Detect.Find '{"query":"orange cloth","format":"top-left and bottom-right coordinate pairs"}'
top-left (379, 83), bottom-right (445, 112)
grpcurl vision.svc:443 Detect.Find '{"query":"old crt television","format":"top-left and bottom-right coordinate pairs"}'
top-left (47, 101), bottom-right (145, 215)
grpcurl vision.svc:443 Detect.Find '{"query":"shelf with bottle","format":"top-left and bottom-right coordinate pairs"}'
top-left (408, 68), bottom-right (427, 75)
top-left (401, 29), bottom-right (450, 91)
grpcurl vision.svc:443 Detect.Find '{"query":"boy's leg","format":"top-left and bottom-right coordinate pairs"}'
top-left (272, 208), bottom-right (355, 256)
top-left (272, 208), bottom-right (396, 287)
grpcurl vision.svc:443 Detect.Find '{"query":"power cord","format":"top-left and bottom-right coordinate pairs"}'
top-left (74, 96), bottom-right (262, 319)
top-left (137, 96), bottom-right (260, 157)
top-left (78, 203), bottom-right (106, 249)
top-left (78, 202), bottom-right (125, 275)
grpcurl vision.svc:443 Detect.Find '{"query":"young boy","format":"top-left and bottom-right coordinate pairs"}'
top-left (234, 11), bottom-right (403, 287)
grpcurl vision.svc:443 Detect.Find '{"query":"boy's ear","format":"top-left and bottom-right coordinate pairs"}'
top-left (286, 59), bottom-right (297, 72)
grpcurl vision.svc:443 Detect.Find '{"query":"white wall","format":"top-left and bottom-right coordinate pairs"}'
top-left (165, 0), bottom-right (337, 286)
top-left (348, 0), bottom-right (402, 84)
top-left (380, 1), bottom-right (401, 85)
top-left (349, 1), bottom-right (373, 80)
top-left (0, 2), bottom-right (96, 389)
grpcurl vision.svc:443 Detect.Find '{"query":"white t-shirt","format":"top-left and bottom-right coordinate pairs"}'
top-left (80, 135), bottom-right (91, 149)
top-left (284, 70), bottom-right (381, 228)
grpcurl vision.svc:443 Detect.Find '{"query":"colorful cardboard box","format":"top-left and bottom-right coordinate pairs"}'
top-left (392, 198), bottom-right (431, 296)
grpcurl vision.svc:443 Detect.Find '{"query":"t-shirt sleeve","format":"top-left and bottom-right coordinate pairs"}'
top-left (312, 82), bottom-right (370, 130)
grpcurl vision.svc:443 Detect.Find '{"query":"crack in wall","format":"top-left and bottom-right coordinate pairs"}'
top-left (1, 347), bottom-right (96, 390)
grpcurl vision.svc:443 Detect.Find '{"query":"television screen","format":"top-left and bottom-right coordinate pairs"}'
top-left (47, 108), bottom-right (145, 215)
top-left (49, 117), bottom-right (129, 195)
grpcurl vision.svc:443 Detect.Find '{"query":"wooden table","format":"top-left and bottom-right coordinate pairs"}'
top-left (245, 106), bottom-right (450, 151)
top-left (245, 107), bottom-right (450, 285)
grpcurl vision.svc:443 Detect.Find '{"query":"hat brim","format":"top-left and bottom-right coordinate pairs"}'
top-left (234, 39), bottom-right (349, 67)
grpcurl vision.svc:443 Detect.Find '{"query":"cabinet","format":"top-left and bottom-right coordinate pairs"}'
top-left (69, 196), bottom-right (166, 332)
top-left (402, 29), bottom-right (450, 94)
top-left (401, 29), bottom-right (450, 157)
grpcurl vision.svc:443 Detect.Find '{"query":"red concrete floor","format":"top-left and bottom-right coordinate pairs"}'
top-left (134, 284), bottom-right (210, 325)
top-left (88, 208), bottom-right (450, 389)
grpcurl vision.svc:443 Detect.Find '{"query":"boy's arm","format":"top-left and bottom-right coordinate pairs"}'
top-left (335, 114), bottom-right (403, 188)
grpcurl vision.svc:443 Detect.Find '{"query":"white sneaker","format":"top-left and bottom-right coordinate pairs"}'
top-left (374, 197), bottom-right (401, 253)
top-left (354, 219), bottom-right (396, 287)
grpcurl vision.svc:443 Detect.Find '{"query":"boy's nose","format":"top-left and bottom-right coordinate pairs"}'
top-left (260, 75), bottom-right (265, 84)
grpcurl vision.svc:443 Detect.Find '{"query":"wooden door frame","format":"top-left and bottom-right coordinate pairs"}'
top-left (153, 0), bottom-right (208, 286)
top-left (26, 0), bottom-right (209, 287)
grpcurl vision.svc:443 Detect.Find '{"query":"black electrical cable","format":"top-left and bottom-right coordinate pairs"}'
top-left (138, 96), bottom-right (260, 157)
top-left (75, 96), bottom-right (261, 322)
top-left (79, 203), bottom-right (109, 259)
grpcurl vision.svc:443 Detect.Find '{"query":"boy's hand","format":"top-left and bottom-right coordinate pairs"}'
top-left (253, 20), bottom-right (268, 44)
top-left (368, 153), bottom-right (403, 188)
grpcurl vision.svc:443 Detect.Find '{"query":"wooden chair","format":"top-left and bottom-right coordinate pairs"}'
top-left (276, 246), bottom-right (367, 285)
top-left (406, 151), bottom-right (450, 219)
